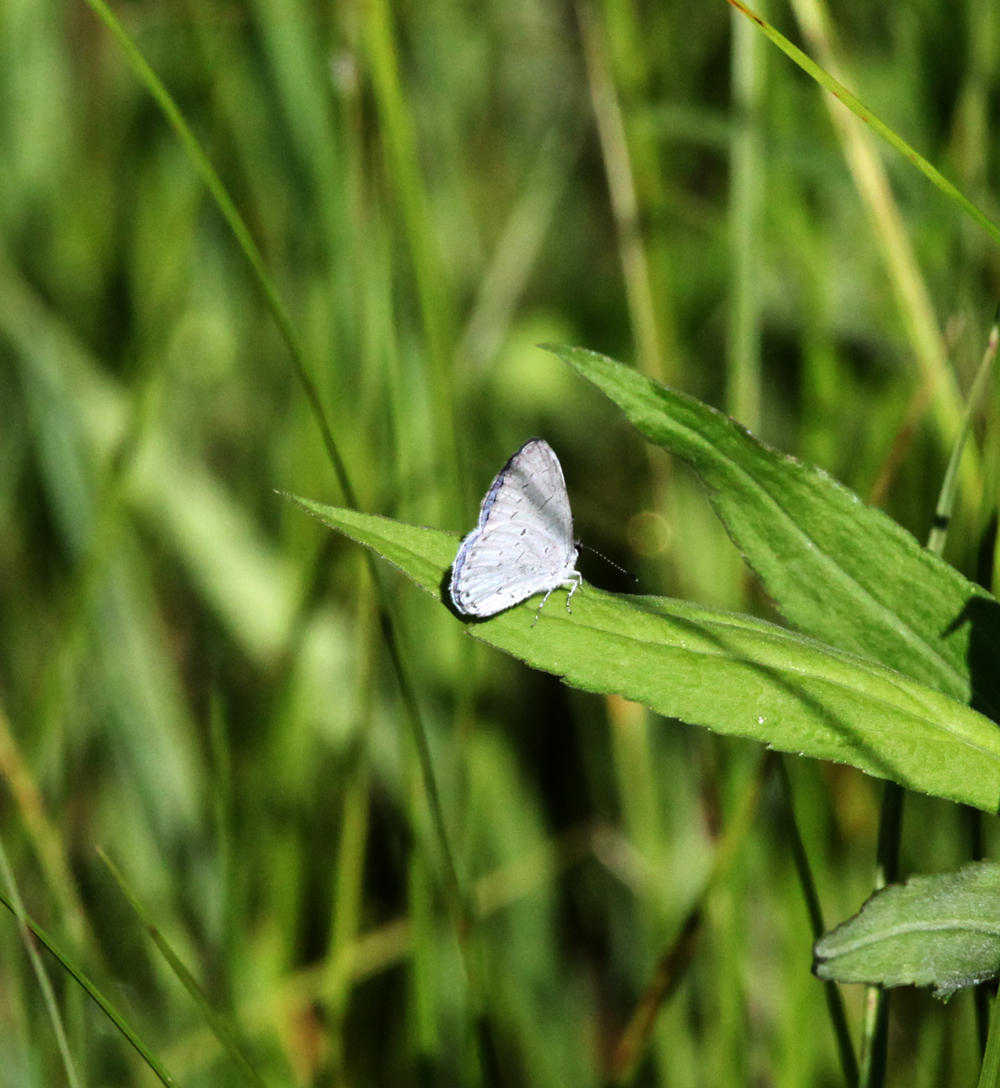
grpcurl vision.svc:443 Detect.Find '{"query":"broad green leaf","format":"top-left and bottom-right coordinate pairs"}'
top-left (814, 861), bottom-right (1000, 999)
top-left (546, 344), bottom-right (1000, 722)
top-left (289, 496), bottom-right (1000, 813)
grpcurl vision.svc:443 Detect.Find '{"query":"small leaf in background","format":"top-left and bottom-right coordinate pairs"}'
top-left (546, 345), bottom-right (1000, 720)
top-left (289, 497), bottom-right (1000, 813)
top-left (814, 861), bottom-right (1000, 999)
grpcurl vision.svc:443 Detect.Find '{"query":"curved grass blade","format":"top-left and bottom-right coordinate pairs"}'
top-left (288, 497), bottom-right (1000, 813)
top-left (82, 0), bottom-right (357, 511)
top-left (0, 832), bottom-right (81, 1088)
top-left (0, 888), bottom-right (180, 1087)
top-left (99, 849), bottom-right (268, 1088)
top-left (788, 0), bottom-right (971, 490)
top-left (81, 0), bottom-right (470, 973)
top-left (725, 0), bottom-right (1000, 251)
top-left (545, 345), bottom-right (1000, 723)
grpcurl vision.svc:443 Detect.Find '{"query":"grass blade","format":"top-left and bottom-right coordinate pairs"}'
top-left (0, 832), bottom-right (82, 1088)
top-left (725, 0), bottom-right (1000, 250)
top-left (0, 887), bottom-right (180, 1087)
top-left (80, 2), bottom-right (471, 991)
top-left (98, 848), bottom-right (269, 1088)
top-left (82, 0), bottom-right (358, 512)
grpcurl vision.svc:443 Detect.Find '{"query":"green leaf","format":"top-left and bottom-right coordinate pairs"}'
top-left (814, 861), bottom-right (1000, 999)
top-left (546, 344), bottom-right (1000, 722)
top-left (288, 496), bottom-right (1000, 813)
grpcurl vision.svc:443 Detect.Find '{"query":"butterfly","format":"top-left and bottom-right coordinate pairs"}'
top-left (449, 439), bottom-right (583, 621)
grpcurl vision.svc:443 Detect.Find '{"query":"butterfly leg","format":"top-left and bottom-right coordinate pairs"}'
top-left (532, 573), bottom-right (584, 627)
top-left (564, 571), bottom-right (583, 612)
top-left (532, 586), bottom-right (557, 628)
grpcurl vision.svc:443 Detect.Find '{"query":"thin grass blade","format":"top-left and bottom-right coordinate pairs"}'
top-left (98, 849), bottom-right (269, 1088)
top-left (0, 888), bottom-right (180, 1087)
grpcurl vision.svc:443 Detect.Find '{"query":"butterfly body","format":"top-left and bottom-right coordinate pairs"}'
top-left (450, 439), bottom-right (582, 619)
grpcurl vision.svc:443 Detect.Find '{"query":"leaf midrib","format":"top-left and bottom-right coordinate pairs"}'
top-left (825, 917), bottom-right (1000, 955)
top-left (527, 598), bottom-right (1000, 764)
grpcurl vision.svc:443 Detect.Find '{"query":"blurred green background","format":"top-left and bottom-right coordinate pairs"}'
top-left (1, 0), bottom-right (999, 1084)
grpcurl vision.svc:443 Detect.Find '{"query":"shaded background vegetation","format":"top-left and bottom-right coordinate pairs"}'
top-left (1, 0), bottom-right (999, 1083)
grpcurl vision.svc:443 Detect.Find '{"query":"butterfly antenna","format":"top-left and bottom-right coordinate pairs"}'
top-left (578, 542), bottom-right (638, 582)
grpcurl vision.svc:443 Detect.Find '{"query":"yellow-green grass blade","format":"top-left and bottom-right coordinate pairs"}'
top-left (726, 0), bottom-right (1000, 250)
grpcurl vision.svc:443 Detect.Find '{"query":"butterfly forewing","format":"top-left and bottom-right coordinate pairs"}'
top-left (477, 441), bottom-right (573, 541)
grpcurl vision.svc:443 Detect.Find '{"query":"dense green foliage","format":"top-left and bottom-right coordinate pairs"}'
top-left (1, 0), bottom-right (999, 1085)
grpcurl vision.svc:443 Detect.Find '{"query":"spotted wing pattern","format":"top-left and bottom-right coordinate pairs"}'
top-left (450, 439), bottom-right (581, 617)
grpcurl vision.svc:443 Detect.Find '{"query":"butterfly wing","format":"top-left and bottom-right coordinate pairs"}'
top-left (450, 439), bottom-right (579, 617)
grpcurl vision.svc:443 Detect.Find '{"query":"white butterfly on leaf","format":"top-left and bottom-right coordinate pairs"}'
top-left (449, 439), bottom-right (583, 622)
